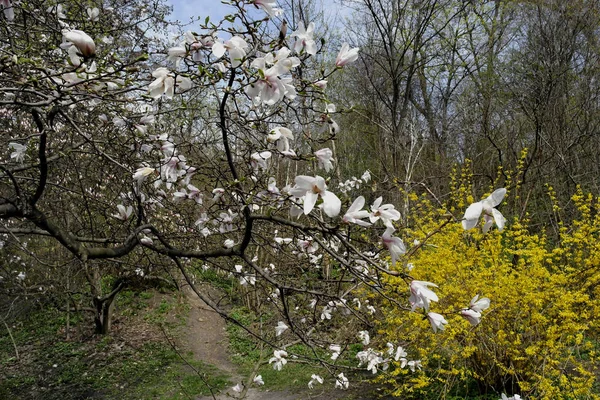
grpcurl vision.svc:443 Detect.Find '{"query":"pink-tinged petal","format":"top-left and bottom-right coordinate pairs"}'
top-left (321, 190), bottom-right (341, 217)
top-left (304, 191), bottom-right (318, 215)
top-left (462, 202), bottom-right (483, 230)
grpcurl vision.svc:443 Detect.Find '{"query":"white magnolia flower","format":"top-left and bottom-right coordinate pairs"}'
top-left (269, 350), bottom-right (288, 370)
top-left (358, 330), bottom-right (370, 345)
top-left (370, 197), bottom-right (401, 228)
top-left (291, 22), bottom-right (317, 55)
top-left (253, 0), bottom-right (282, 16)
top-left (148, 68), bottom-right (192, 99)
top-left (469, 294), bottom-right (491, 313)
top-left (361, 170), bottom-right (371, 182)
top-left (250, 151), bottom-right (272, 171)
top-left (329, 344), bottom-right (341, 360)
top-left (87, 7), bottom-right (100, 21)
top-left (253, 375), bottom-right (264, 385)
top-left (267, 127), bottom-right (295, 155)
top-left (342, 196), bottom-right (371, 226)
top-left (407, 359), bottom-right (422, 372)
top-left (409, 280), bottom-right (439, 311)
top-left (17, 271), bottom-right (26, 281)
top-left (47, 4), bottom-right (66, 19)
top-left (133, 167), bottom-right (155, 184)
top-left (112, 204), bottom-right (133, 220)
top-left (501, 394), bottom-right (522, 400)
top-left (289, 175), bottom-right (341, 218)
top-left (275, 321), bottom-right (289, 336)
top-left (8, 142), bottom-right (26, 163)
top-left (356, 348), bottom-right (384, 374)
top-left (308, 374), bottom-right (323, 389)
top-left (394, 346), bottom-right (407, 362)
top-left (460, 309), bottom-right (482, 326)
top-left (224, 239), bottom-right (235, 248)
top-left (232, 383), bottom-right (243, 393)
top-left (62, 29), bottom-right (96, 58)
top-left (246, 58), bottom-right (297, 105)
top-left (314, 148), bottom-right (334, 172)
top-left (212, 188), bottom-right (225, 202)
top-left (335, 372), bottom-right (349, 389)
top-left (462, 188), bottom-right (507, 232)
top-left (336, 43), bottom-right (359, 67)
top-left (382, 227), bottom-right (406, 266)
top-left (212, 36), bottom-right (248, 68)
top-left (427, 312), bottom-right (448, 333)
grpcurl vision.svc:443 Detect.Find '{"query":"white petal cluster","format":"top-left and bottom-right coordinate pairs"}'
top-left (269, 350), bottom-right (288, 370)
top-left (462, 188), bottom-right (507, 232)
top-left (148, 68), bottom-right (192, 99)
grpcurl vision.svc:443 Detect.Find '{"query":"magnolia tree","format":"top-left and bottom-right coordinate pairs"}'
top-left (0, 0), bottom-right (519, 398)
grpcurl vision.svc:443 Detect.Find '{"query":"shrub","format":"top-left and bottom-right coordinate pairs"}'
top-left (375, 182), bottom-right (600, 399)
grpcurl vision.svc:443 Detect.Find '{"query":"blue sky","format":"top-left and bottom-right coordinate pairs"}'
top-left (166, 0), bottom-right (234, 24)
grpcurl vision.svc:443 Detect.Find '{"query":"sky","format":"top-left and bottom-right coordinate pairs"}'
top-left (165, 1), bottom-right (240, 25)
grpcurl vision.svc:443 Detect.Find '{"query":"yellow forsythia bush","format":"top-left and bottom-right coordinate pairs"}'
top-left (376, 185), bottom-right (600, 399)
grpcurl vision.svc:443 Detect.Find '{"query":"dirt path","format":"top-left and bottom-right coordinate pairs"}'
top-left (178, 283), bottom-right (371, 400)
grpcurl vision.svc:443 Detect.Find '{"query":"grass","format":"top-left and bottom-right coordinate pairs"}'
top-left (225, 306), bottom-right (330, 391)
top-left (0, 288), bottom-right (230, 400)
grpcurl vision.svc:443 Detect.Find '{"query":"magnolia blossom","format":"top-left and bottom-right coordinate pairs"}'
top-left (269, 350), bottom-right (288, 370)
top-left (409, 280), bottom-right (439, 311)
top-left (460, 309), bottom-right (482, 326)
top-left (232, 383), bottom-right (243, 393)
top-left (212, 36), bottom-right (248, 68)
top-left (462, 188), bottom-right (507, 232)
top-left (501, 394), bottom-right (522, 400)
top-left (370, 197), bottom-right (401, 228)
top-left (112, 204), bottom-right (133, 220)
top-left (329, 344), bottom-right (341, 360)
top-left (148, 68), bottom-right (192, 99)
top-left (382, 227), bottom-right (406, 266)
top-left (267, 127), bottom-right (295, 156)
top-left (335, 373), bottom-right (349, 389)
top-left (291, 22), bottom-right (317, 55)
top-left (133, 166), bottom-right (155, 184)
top-left (250, 151), bottom-right (272, 171)
top-left (289, 175), bottom-right (341, 218)
top-left (8, 142), bottom-right (26, 163)
top-left (1, 0), bottom-right (14, 21)
top-left (253, 0), bottom-right (282, 16)
top-left (407, 359), bottom-right (422, 372)
top-left (356, 349), bottom-right (385, 374)
top-left (308, 374), bottom-right (323, 389)
top-left (314, 148), bottom-right (334, 172)
top-left (246, 52), bottom-right (298, 105)
top-left (17, 271), bottom-right (25, 281)
top-left (62, 29), bottom-right (96, 58)
top-left (224, 239), bottom-right (235, 249)
top-left (336, 43), bottom-right (359, 67)
top-left (358, 330), bottom-right (370, 345)
top-left (275, 321), bottom-right (288, 336)
top-left (212, 188), bottom-right (225, 202)
top-left (87, 7), bottom-right (99, 21)
top-left (343, 196), bottom-right (372, 227)
top-left (470, 294), bottom-right (491, 313)
top-left (427, 312), bottom-right (448, 333)
top-left (253, 375), bottom-right (264, 385)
